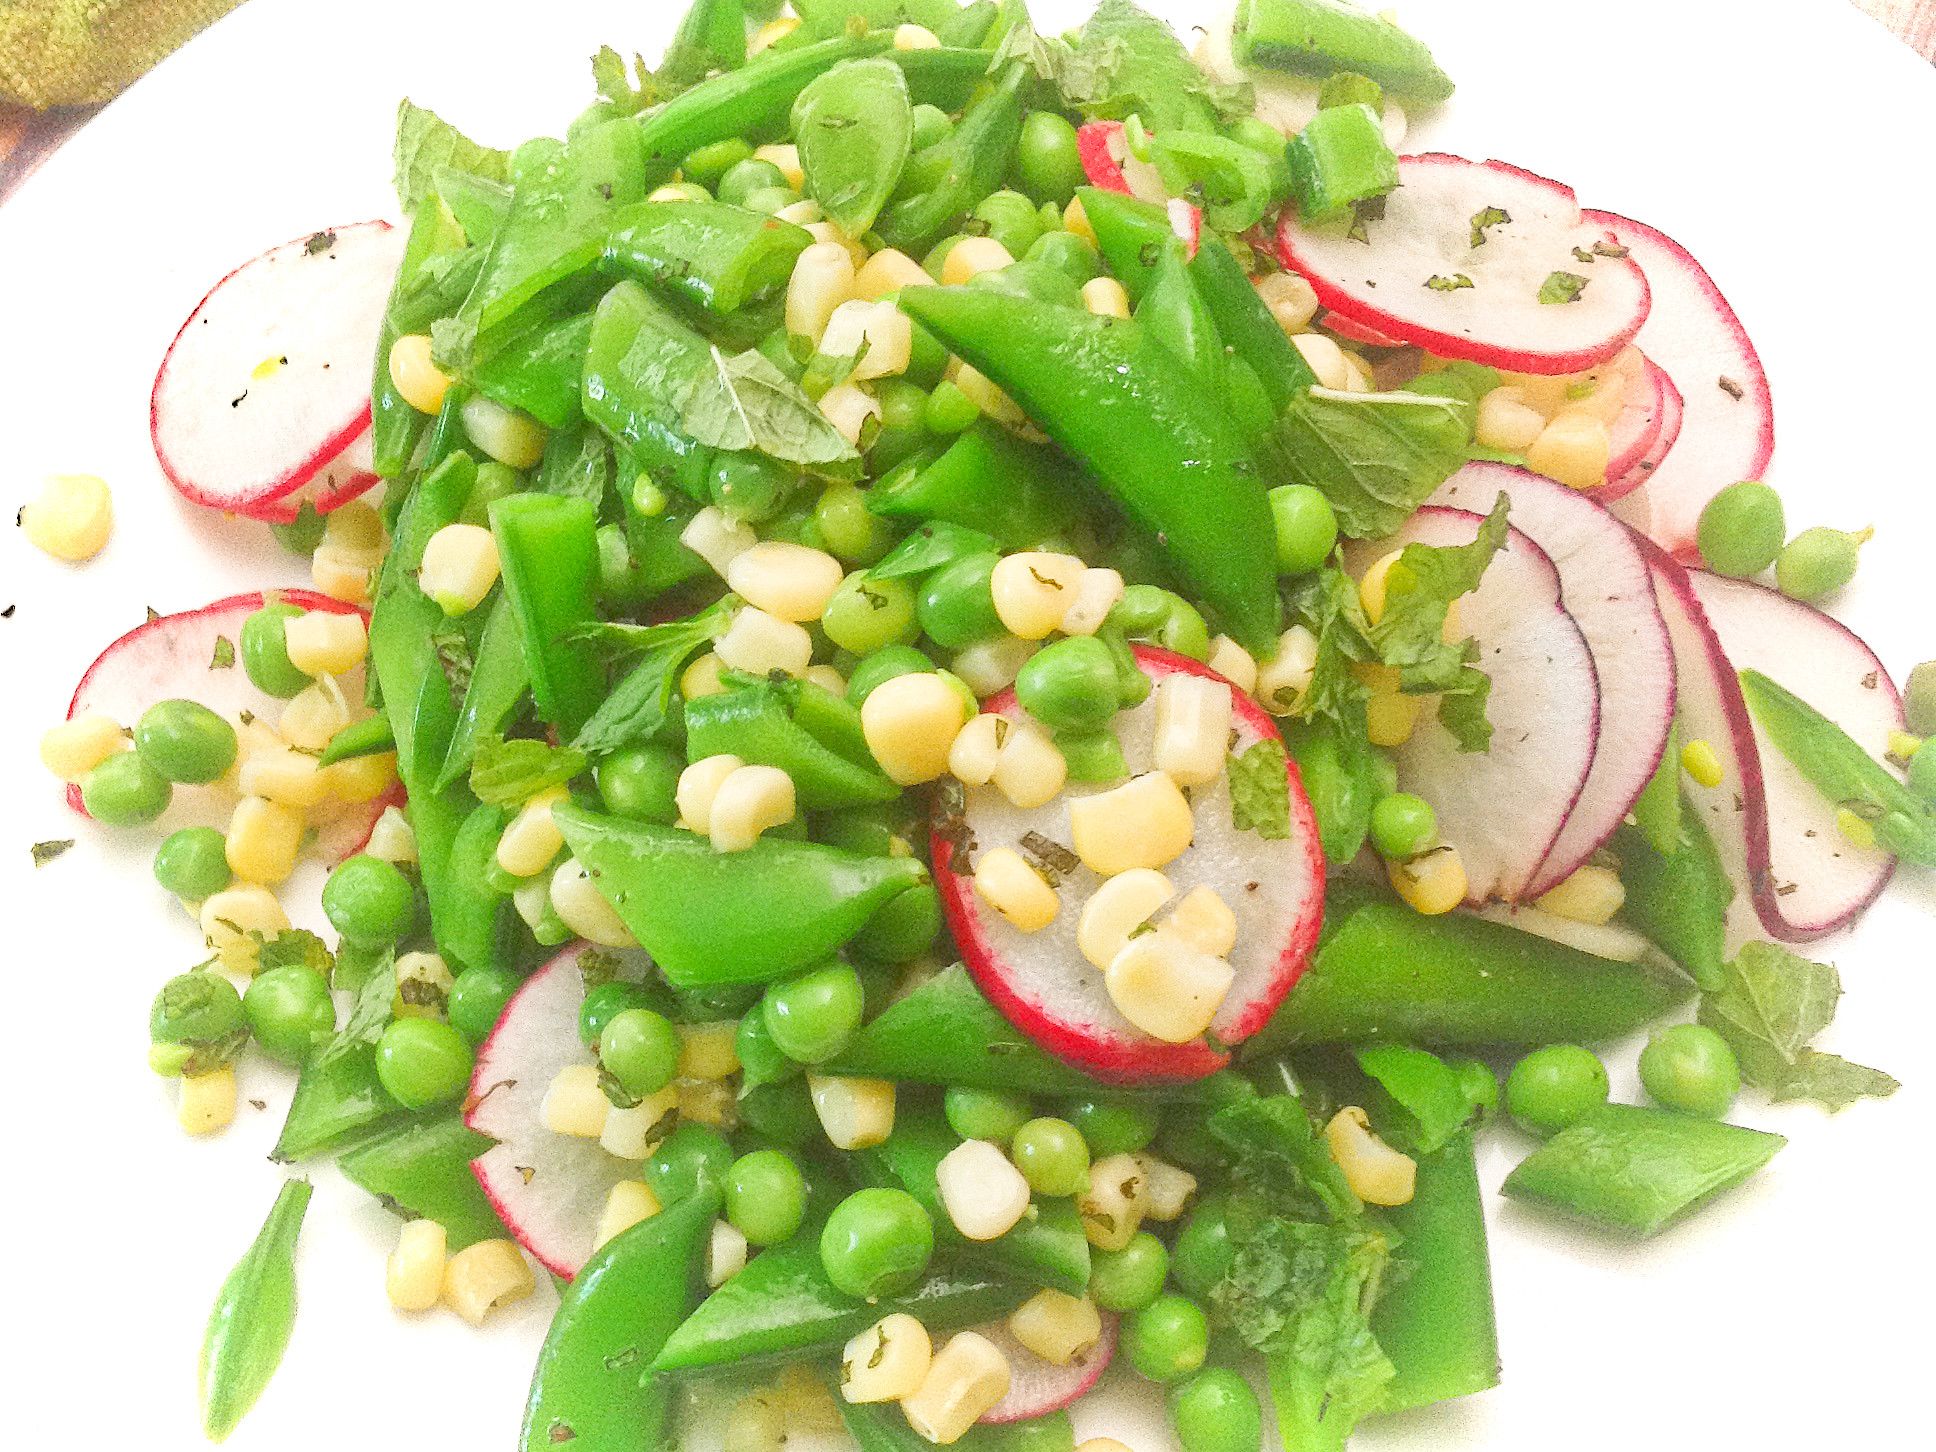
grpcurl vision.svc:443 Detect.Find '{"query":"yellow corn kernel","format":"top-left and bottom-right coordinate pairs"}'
top-left (239, 744), bottom-right (330, 810)
top-left (225, 796), bottom-right (304, 885)
top-left (388, 333), bottom-right (452, 415)
top-left (1254, 625), bottom-right (1319, 716)
top-left (707, 1217), bottom-right (750, 1287)
top-left (324, 749), bottom-right (398, 805)
top-left (283, 610), bottom-right (368, 678)
top-left (1357, 662), bottom-right (1421, 746)
top-left (20, 473), bottom-right (113, 561)
top-left (1077, 1441), bottom-right (1136, 1452)
top-left (393, 950), bottom-right (454, 1020)
top-left (496, 786), bottom-right (570, 877)
top-left (418, 523), bottom-right (501, 617)
top-left (311, 546), bottom-right (378, 605)
top-left (678, 1075), bottom-right (741, 1129)
top-left (593, 1181), bottom-right (662, 1251)
top-left (1535, 864), bottom-right (1627, 926)
top-left (1475, 385), bottom-right (1548, 453)
top-left (1008, 1291), bottom-right (1103, 1367)
top-left (1152, 672), bottom-right (1232, 787)
top-left (1059, 567), bottom-right (1125, 637)
top-left (948, 713), bottom-right (1006, 787)
top-left (1163, 885), bottom-right (1237, 958)
top-left (1681, 738), bottom-right (1725, 788)
top-left (511, 876), bottom-right (551, 932)
top-left (950, 636), bottom-right (1035, 697)
top-left (806, 222), bottom-right (870, 269)
top-left (974, 847), bottom-right (1059, 933)
top-left (1339, 350), bottom-right (1375, 393)
top-left (808, 1074), bottom-right (897, 1150)
top-left (1387, 846), bottom-right (1468, 915)
top-left (1069, 772), bottom-right (1194, 876)
top-left (1291, 332), bottom-right (1352, 390)
top-left (1081, 277), bottom-right (1131, 319)
top-left (1255, 271), bottom-right (1320, 334)
top-left (681, 505), bottom-right (758, 577)
top-left (1836, 807), bottom-right (1878, 851)
top-left (442, 1239), bottom-right (535, 1325)
top-left (1500, 368), bottom-right (1574, 414)
top-left (681, 651), bottom-right (728, 700)
top-left (820, 299), bottom-right (915, 381)
top-left (806, 663), bottom-right (849, 697)
top-left (717, 606), bottom-right (814, 677)
top-left (1134, 1154), bottom-right (1199, 1221)
top-left (991, 718), bottom-right (1066, 811)
top-left (200, 885), bottom-right (290, 974)
top-left (773, 1362), bottom-right (847, 1434)
top-left (541, 1064), bottom-right (611, 1139)
top-left (818, 383), bottom-right (885, 448)
top-left (177, 1066), bottom-right (237, 1136)
top-left (854, 248), bottom-right (934, 301)
top-left (676, 754), bottom-right (746, 835)
top-left (723, 1392), bottom-right (785, 1452)
top-left (788, 242), bottom-right (859, 343)
top-left (40, 712), bottom-right (126, 782)
top-left (843, 1313), bottom-right (934, 1404)
top-left (901, 1332), bottom-right (1012, 1446)
top-left (776, 197), bottom-right (825, 227)
top-left (678, 1020), bottom-right (743, 1082)
top-left (1078, 869), bottom-right (1173, 970)
top-left (550, 857), bottom-right (637, 947)
top-left (1357, 550), bottom-right (1406, 626)
top-left (990, 551), bottom-right (1086, 640)
top-left (941, 236), bottom-right (1014, 286)
top-left (1063, 196), bottom-right (1097, 245)
top-left (863, 672), bottom-right (969, 785)
top-left (386, 1219), bottom-right (448, 1311)
top-left (278, 680), bottom-right (352, 751)
top-left (753, 142), bottom-right (803, 189)
top-left (462, 395), bottom-right (549, 471)
top-left (600, 1087), bottom-right (679, 1160)
top-left (894, 22), bottom-right (942, 49)
top-left (1325, 1106), bottom-right (1417, 1206)
top-left (1525, 411), bottom-right (1612, 491)
top-left (1205, 635), bottom-right (1258, 694)
top-left (1104, 933), bottom-right (1233, 1044)
top-left (935, 1139), bottom-right (1032, 1241)
top-left (1077, 1153), bottom-right (1149, 1251)
top-left (750, 15), bottom-right (799, 54)
top-left (949, 362), bottom-right (1027, 426)
top-left (363, 804), bottom-right (417, 864)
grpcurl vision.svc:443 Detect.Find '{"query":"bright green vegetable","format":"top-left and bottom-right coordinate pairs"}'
top-left (134, 699), bottom-right (237, 784)
top-left (1010, 1116), bottom-right (1091, 1197)
top-left (595, 742), bottom-right (684, 823)
top-left (1018, 111), bottom-right (1085, 201)
top-left (1014, 636), bottom-right (1124, 731)
top-left (1109, 585), bottom-right (1212, 662)
top-left (244, 966), bottom-right (336, 1066)
top-left (1126, 1293), bottom-right (1211, 1382)
top-left (647, 1123), bottom-right (737, 1207)
top-left (153, 826), bottom-right (231, 900)
top-left (1269, 483), bottom-right (1340, 576)
top-left (337, 1113), bottom-right (505, 1249)
top-left (240, 601), bottom-right (313, 698)
top-left (1064, 1098), bottom-right (1160, 1158)
top-left (1168, 1200), bottom-right (1234, 1300)
top-left (849, 878), bottom-right (942, 963)
top-left (1090, 1231), bottom-right (1170, 1312)
top-left (727, 1149), bottom-right (811, 1247)
top-left (319, 713), bottom-right (397, 767)
top-left (373, 1016), bottom-right (474, 1110)
top-left (490, 494), bottom-right (603, 737)
top-left (871, 421), bottom-right (1083, 549)
top-left (1285, 101), bottom-right (1398, 220)
top-left (1638, 1023), bottom-right (1741, 1118)
top-left (272, 963), bottom-right (402, 1162)
top-left (1369, 791), bottom-right (1436, 859)
top-left (321, 854), bottom-right (417, 947)
top-left (1505, 1045), bottom-right (1610, 1136)
top-left (1232, 0), bottom-right (1454, 101)
top-left (200, 1179), bottom-right (311, 1442)
top-left (579, 981), bottom-right (659, 1048)
top-left (599, 1007), bottom-right (682, 1097)
top-left (1696, 481), bottom-right (1785, 577)
top-left (945, 1088), bottom-right (1033, 1144)
top-left (604, 201), bottom-right (813, 315)
top-left (878, 64), bottom-right (1026, 253)
top-left (820, 1187), bottom-right (936, 1299)
top-left (1272, 387), bottom-right (1473, 541)
top-left (151, 971), bottom-right (247, 1076)
top-left (793, 57), bottom-right (913, 237)
top-left (763, 961), bottom-right (867, 1064)
top-left (1611, 812), bottom-right (1731, 991)
top-left (917, 550), bottom-right (1006, 648)
top-left (1170, 1367), bottom-right (1264, 1452)
top-left (82, 749), bottom-right (172, 826)
top-left (685, 678), bottom-right (900, 809)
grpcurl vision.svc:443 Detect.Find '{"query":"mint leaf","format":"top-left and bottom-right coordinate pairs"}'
top-left (210, 635), bottom-right (236, 670)
top-left (392, 100), bottom-right (510, 215)
top-left (572, 606), bottom-right (732, 754)
top-left (1056, 0), bottom-right (1233, 132)
top-left (1424, 273), bottom-right (1473, 292)
top-left (1698, 942), bottom-right (1900, 1113)
top-left (682, 347), bottom-right (863, 475)
top-left (468, 736), bottom-right (587, 807)
top-left (1468, 205), bottom-right (1510, 247)
top-left (1229, 739), bottom-right (1292, 840)
top-left (1273, 388), bottom-right (1473, 539)
top-left (1354, 1044), bottom-right (1478, 1154)
top-left (867, 521), bottom-right (999, 581)
top-left (1538, 270), bottom-right (1589, 305)
top-left (31, 839), bottom-right (74, 868)
top-left (255, 929), bottom-right (334, 978)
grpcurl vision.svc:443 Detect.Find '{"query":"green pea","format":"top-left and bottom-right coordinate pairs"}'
top-left (460, 461), bottom-right (524, 527)
top-left (972, 189), bottom-right (1047, 260)
top-left (646, 1123), bottom-right (736, 1207)
top-left (1169, 1197), bottom-right (1235, 1298)
top-left (1267, 484), bottom-right (1339, 576)
top-left (736, 1007), bottom-right (798, 1087)
top-left (1089, 1231), bottom-right (1169, 1312)
top-left (923, 379), bottom-right (981, 434)
top-left (762, 961), bottom-right (865, 1064)
top-left (819, 1187), bottom-right (935, 1300)
top-left (153, 826), bottom-right (231, 900)
top-left (1906, 662), bottom-right (1936, 738)
top-left (1450, 1057), bottom-right (1501, 1124)
top-left (742, 184), bottom-right (803, 216)
top-left (1057, 727), bottom-right (1128, 784)
top-left (817, 482), bottom-right (896, 565)
top-left (321, 854), bottom-right (417, 947)
top-left (596, 743), bottom-right (684, 823)
top-left (850, 881), bottom-right (941, 964)
top-left (578, 981), bottom-right (658, 1049)
top-left (81, 751), bottom-right (172, 827)
top-left (600, 1007), bottom-right (682, 1098)
top-left (1014, 636), bottom-right (1123, 732)
top-left (1696, 481), bottom-right (1785, 578)
top-left (134, 699), bottom-right (238, 785)
top-left (374, 1017), bottom-right (473, 1110)
top-left (447, 963), bottom-right (521, 1045)
top-left (717, 156), bottom-right (787, 206)
top-left (1909, 741), bottom-right (1936, 804)
top-left (654, 180), bottom-right (713, 203)
top-left (726, 1149), bottom-right (809, 1247)
top-left (1505, 1044), bottom-right (1610, 1136)
top-left (824, 572), bottom-right (920, 655)
top-left (1110, 585), bottom-right (1211, 661)
top-left (1125, 1293), bottom-right (1210, 1382)
top-left (910, 103), bottom-right (953, 153)
top-left (814, 801), bottom-right (911, 857)
top-left (683, 137), bottom-right (754, 188)
top-left (1024, 229), bottom-right (1102, 286)
top-left (1638, 1023), bottom-right (1741, 1118)
top-left (1017, 111), bottom-right (1085, 202)
top-left (1169, 1368), bottom-right (1263, 1452)
top-left (244, 965), bottom-right (337, 1065)
top-left (240, 602), bottom-right (312, 698)
top-left (1775, 526), bottom-right (1869, 603)
top-left (1369, 791), bottom-right (1437, 859)
top-left (846, 644), bottom-right (938, 706)
top-left (708, 451), bottom-right (795, 523)
top-left (945, 1089), bottom-right (1033, 1143)
top-left (149, 1042), bottom-right (197, 1077)
top-left (1063, 1098), bottom-right (1160, 1157)
top-left (917, 551), bottom-right (1004, 648)
top-left (1010, 1116), bottom-right (1091, 1197)
top-left (151, 971), bottom-right (246, 1050)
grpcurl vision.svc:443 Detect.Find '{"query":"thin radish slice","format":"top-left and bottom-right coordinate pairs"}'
top-left (1583, 210), bottom-right (1773, 553)
top-left (976, 1314), bottom-right (1117, 1424)
top-left (1322, 310), bottom-right (1407, 349)
top-left (1349, 507), bottom-right (1599, 903)
top-left (1470, 903), bottom-right (1675, 971)
top-left (1599, 358), bottom-right (1684, 503)
top-left (934, 647), bottom-right (1325, 1084)
top-left (467, 942), bottom-right (652, 1279)
top-left (1605, 355), bottom-right (1667, 481)
top-left (255, 427), bottom-right (381, 523)
top-left (1428, 464), bottom-right (1675, 897)
top-left (1276, 155), bottom-right (1650, 375)
top-left (1166, 197), bottom-right (1202, 257)
top-left (1076, 120), bottom-right (1169, 205)
top-left (1685, 571), bottom-right (1901, 939)
top-left (151, 221), bottom-right (403, 521)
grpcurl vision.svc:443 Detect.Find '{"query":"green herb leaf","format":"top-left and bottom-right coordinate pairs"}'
top-left (1210, 1095), bottom-right (1360, 1222)
top-left (1698, 942), bottom-right (1900, 1112)
top-left (392, 100), bottom-right (510, 215)
top-left (1538, 270), bottom-right (1588, 305)
top-left (469, 735), bottom-right (588, 806)
top-left (210, 635), bottom-right (236, 670)
top-left (255, 929), bottom-right (334, 978)
top-left (1468, 206), bottom-right (1510, 247)
top-left (1272, 387), bottom-right (1473, 539)
top-left (31, 839), bottom-right (74, 868)
top-left (1424, 273), bottom-right (1473, 292)
top-left (681, 346), bottom-right (862, 474)
top-left (1354, 1044), bottom-right (1479, 1154)
top-left (572, 606), bottom-right (732, 755)
top-left (1229, 739), bottom-right (1293, 840)
top-left (867, 520), bottom-right (1000, 581)
top-left (590, 45), bottom-right (666, 114)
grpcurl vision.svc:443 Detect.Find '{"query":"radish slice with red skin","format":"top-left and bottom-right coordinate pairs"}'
top-left (151, 221), bottom-right (403, 522)
top-left (1600, 361), bottom-right (1684, 503)
top-left (1348, 507), bottom-right (1599, 903)
top-left (1276, 155), bottom-right (1651, 375)
top-left (1166, 197), bottom-right (1202, 256)
top-left (254, 427), bottom-right (381, 523)
top-left (1428, 464), bottom-right (1675, 898)
top-left (1684, 570), bottom-right (1901, 939)
top-left (1323, 311), bottom-right (1407, 349)
top-left (1076, 120), bottom-right (1169, 206)
top-left (1604, 355), bottom-right (1669, 483)
top-left (467, 941), bottom-right (651, 1279)
top-left (976, 1314), bottom-right (1117, 1424)
top-left (1582, 210), bottom-right (1773, 554)
top-left (934, 647), bottom-right (1324, 1085)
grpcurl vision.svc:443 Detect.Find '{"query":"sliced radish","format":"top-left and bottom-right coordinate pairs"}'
top-left (1685, 571), bottom-right (1901, 939)
top-left (466, 942), bottom-right (646, 1279)
top-left (976, 1314), bottom-right (1117, 1424)
top-left (1322, 310), bottom-right (1407, 349)
top-left (1604, 355), bottom-right (1667, 481)
top-left (1076, 120), bottom-right (1169, 206)
top-left (1600, 357), bottom-right (1684, 503)
top-left (1583, 210), bottom-right (1773, 553)
top-left (254, 427), bottom-right (381, 523)
top-left (1349, 507), bottom-right (1599, 903)
top-left (1166, 197), bottom-right (1202, 257)
top-left (63, 589), bottom-right (384, 860)
top-left (151, 221), bottom-right (404, 521)
top-left (1276, 155), bottom-right (1650, 375)
top-left (1469, 902), bottom-right (1674, 971)
top-left (1428, 464), bottom-right (1675, 897)
top-left (933, 647), bottom-right (1324, 1084)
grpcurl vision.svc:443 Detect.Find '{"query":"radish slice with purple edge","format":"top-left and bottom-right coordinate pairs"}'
top-left (151, 221), bottom-right (404, 521)
top-left (466, 942), bottom-right (654, 1279)
top-left (1583, 210), bottom-right (1774, 553)
top-left (1076, 120), bottom-right (1169, 206)
top-left (254, 427), bottom-right (381, 523)
top-left (1349, 507), bottom-right (1599, 903)
top-left (1603, 354), bottom-right (1669, 484)
top-left (1322, 310), bottom-right (1408, 349)
top-left (975, 1313), bottom-right (1117, 1424)
top-left (933, 647), bottom-right (1325, 1085)
top-left (1275, 155), bottom-right (1651, 375)
top-left (62, 588), bottom-right (385, 861)
top-left (1428, 464), bottom-right (1675, 897)
top-left (1599, 356), bottom-right (1684, 502)
top-left (1686, 570), bottom-right (1902, 939)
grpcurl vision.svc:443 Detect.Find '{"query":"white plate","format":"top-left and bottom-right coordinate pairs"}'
top-left (2, 2), bottom-right (1933, 1448)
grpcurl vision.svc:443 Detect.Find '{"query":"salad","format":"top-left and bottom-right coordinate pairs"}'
top-left (20, 1), bottom-right (1933, 1448)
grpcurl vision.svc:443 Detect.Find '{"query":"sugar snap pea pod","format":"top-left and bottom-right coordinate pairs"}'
top-left (650, 1237), bottom-right (1026, 1376)
top-left (1610, 815), bottom-right (1731, 991)
top-left (522, 1186), bottom-right (720, 1452)
top-left (435, 593), bottom-right (531, 791)
top-left (272, 963), bottom-right (400, 1162)
top-left (868, 421), bottom-right (1083, 549)
top-left (686, 679), bottom-right (900, 809)
top-left (877, 63), bottom-right (1027, 253)
top-left (318, 713), bottom-right (396, 767)
top-left (660, 0), bottom-right (747, 86)
top-left (1371, 1130), bottom-right (1500, 1414)
top-left (604, 201), bottom-right (813, 316)
top-left (1501, 1104), bottom-right (1785, 1237)
top-left (1074, 0), bottom-right (1222, 133)
top-left (1247, 887), bottom-right (1694, 1053)
top-left (1135, 245), bottom-right (1225, 385)
top-left (489, 493), bottom-right (604, 738)
top-left (1231, 0), bottom-right (1455, 102)
top-left (1076, 187), bottom-right (1178, 306)
top-left (581, 280), bottom-right (716, 497)
top-left (439, 802), bottom-right (516, 975)
top-left (435, 165), bottom-right (514, 246)
top-left (790, 0), bottom-right (961, 35)
top-left (888, 45), bottom-right (1003, 110)
top-left (372, 196), bottom-right (468, 477)
top-left (555, 804), bottom-right (929, 986)
top-left (200, 1179), bottom-right (312, 1443)
top-left (1188, 238), bottom-right (1319, 409)
top-left (1151, 129), bottom-right (1285, 233)
top-left (794, 57), bottom-right (913, 238)
top-left (470, 310), bottom-right (593, 429)
top-left (938, 0), bottom-right (1000, 48)
top-left (842, 1398), bottom-right (1076, 1452)
top-left (337, 1113), bottom-right (505, 1250)
top-left (899, 286), bottom-right (1280, 652)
